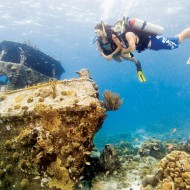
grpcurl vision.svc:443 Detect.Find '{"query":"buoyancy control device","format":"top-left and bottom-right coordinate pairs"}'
top-left (129, 18), bottom-right (164, 35)
top-left (113, 17), bottom-right (164, 36)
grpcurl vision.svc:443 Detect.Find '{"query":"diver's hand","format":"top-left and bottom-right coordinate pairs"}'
top-left (105, 54), bottom-right (113, 61)
top-left (121, 52), bottom-right (131, 58)
top-left (100, 52), bottom-right (113, 61)
top-left (100, 52), bottom-right (110, 60)
top-left (100, 51), bottom-right (104, 56)
top-left (121, 48), bottom-right (130, 55)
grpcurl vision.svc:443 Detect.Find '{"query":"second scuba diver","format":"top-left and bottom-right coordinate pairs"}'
top-left (94, 22), bottom-right (146, 83)
top-left (119, 18), bottom-right (190, 55)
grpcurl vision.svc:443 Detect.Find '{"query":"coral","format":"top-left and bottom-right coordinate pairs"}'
top-left (100, 144), bottom-right (120, 172)
top-left (102, 90), bottom-right (123, 111)
top-left (27, 96), bottom-right (33, 103)
top-left (159, 151), bottom-right (190, 189)
top-left (6, 164), bottom-right (13, 174)
top-left (12, 152), bottom-right (20, 162)
top-left (15, 94), bottom-right (26, 103)
top-left (0, 78), bottom-right (106, 190)
top-left (34, 104), bottom-right (61, 132)
top-left (20, 179), bottom-right (30, 189)
top-left (142, 174), bottom-right (159, 187)
top-left (162, 178), bottom-right (174, 190)
top-left (76, 69), bottom-right (91, 79)
top-left (4, 140), bottom-right (12, 150)
top-left (184, 138), bottom-right (190, 153)
top-left (47, 158), bottom-right (74, 190)
top-left (117, 141), bottom-right (138, 156)
top-left (138, 139), bottom-right (184, 159)
top-left (138, 139), bottom-right (165, 159)
top-left (14, 104), bottom-right (21, 109)
top-left (0, 94), bottom-right (7, 101)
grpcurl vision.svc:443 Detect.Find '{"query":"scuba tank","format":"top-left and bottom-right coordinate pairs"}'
top-left (129, 18), bottom-right (164, 35)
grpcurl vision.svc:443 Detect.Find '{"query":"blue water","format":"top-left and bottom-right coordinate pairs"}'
top-left (1, 0), bottom-right (190, 147)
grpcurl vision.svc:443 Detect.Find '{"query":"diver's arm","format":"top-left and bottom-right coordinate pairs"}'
top-left (122, 32), bottom-right (136, 54)
top-left (96, 41), bottom-right (107, 58)
top-left (103, 34), bottom-right (122, 61)
top-left (96, 41), bottom-right (103, 55)
top-left (111, 34), bottom-right (122, 56)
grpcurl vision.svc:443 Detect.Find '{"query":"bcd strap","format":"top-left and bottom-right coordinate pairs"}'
top-left (141, 21), bottom-right (147, 31)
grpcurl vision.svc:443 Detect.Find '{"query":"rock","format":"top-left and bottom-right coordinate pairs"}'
top-left (0, 75), bottom-right (106, 190)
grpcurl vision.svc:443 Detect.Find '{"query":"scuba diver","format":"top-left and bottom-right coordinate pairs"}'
top-left (117, 18), bottom-right (190, 54)
top-left (94, 22), bottom-right (146, 82)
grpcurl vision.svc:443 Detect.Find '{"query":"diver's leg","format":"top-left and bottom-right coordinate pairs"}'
top-left (112, 55), bottom-right (122, 62)
top-left (122, 54), bottom-right (140, 68)
top-left (176, 27), bottom-right (190, 43)
top-left (122, 53), bottom-right (146, 82)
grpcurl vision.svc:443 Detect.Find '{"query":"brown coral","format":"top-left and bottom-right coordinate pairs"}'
top-left (159, 151), bottom-right (190, 189)
top-left (0, 78), bottom-right (106, 190)
top-left (102, 90), bottom-right (123, 111)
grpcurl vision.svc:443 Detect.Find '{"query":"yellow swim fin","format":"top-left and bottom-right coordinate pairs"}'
top-left (137, 70), bottom-right (147, 82)
top-left (187, 57), bottom-right (190, 64)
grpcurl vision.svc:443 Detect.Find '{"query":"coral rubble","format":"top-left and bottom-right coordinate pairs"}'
top-left (0, 75), bottom-right (106, 190)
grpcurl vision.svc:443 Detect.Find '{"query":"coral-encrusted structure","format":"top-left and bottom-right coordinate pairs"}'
top-left (159, 151), bottom-right (190, 189)
top-left (0, 40), bottom-right (64, 79)
top-left (0, 76), bottom-right (106, 190)
top-left (0, 61), bottom-right (52, 91)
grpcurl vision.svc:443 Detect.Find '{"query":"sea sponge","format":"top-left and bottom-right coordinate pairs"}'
top-left (15, 94), bottom-right (26, 103)
top-left (14, 104), bottom-right (21, 109)
top-left (12, 152), bottom-right (20, 162)
top-left (4, 140), bottom-right (12, 150)
top-left (162, 178), bottom-right (174, 190)
top-left (6, 164), bottom-right (13, 174)
top-left (10, 65), bottom-right (17, 71)
top-left (38, 88), bottom-right (52, 98)
top-left (47, 158), bottom-right (74, 190)
top-left (20, 179), bottom-right (29, 189)
top-left (27, 97), bottom-right (33, 103)
top-left (34, 104), bottom-right (61, 131)
top-left (0, 95), bottom-right (7, 102)
top-left (142, 174), bottom-right (159, 187)
top-left (0, 169), bottom-right (5, 178)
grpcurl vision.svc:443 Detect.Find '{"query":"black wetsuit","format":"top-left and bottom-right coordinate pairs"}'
top-left (121, 32), bottom-right (150, 53)
top-left (135, 34), bottom-right (150, 53)
top-left (97, 37), bottom-right (117, 55)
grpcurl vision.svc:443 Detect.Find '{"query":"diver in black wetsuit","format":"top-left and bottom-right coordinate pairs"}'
top-left (94, 23), bottom-right (146, 82)
top-left (121, 26), bottom-right (190, 54)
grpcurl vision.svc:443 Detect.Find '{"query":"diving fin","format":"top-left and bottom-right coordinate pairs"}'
top-left (187, 57), bottom-right (190, 64)
top-left (137, 70), bottom-right (147, 82)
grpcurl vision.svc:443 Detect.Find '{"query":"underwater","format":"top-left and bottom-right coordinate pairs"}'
top-left (0, 0), bottom-right (190, 189)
